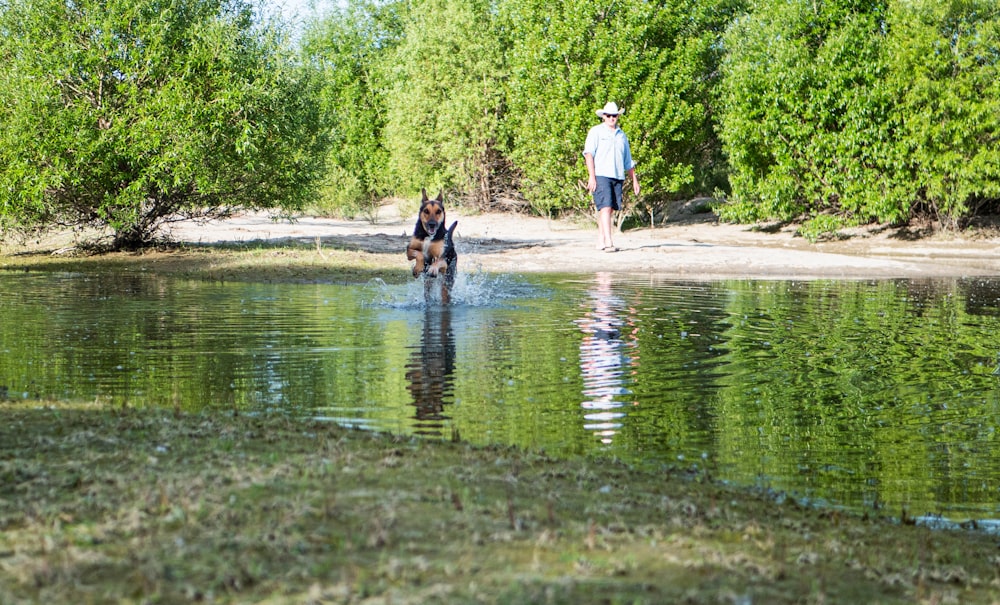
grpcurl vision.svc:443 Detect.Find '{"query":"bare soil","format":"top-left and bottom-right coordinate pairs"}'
top-left (163, 202), bottom-right (1000, 279)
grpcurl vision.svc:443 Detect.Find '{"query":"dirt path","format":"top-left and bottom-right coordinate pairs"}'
top-left (165, 203), bottom-right (1000, 279)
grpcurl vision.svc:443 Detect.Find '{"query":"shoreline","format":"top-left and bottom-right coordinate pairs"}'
top-left (5, 202), bottom-right (1000, 280)
top-left (161, 204), bottom-right (1000, 279)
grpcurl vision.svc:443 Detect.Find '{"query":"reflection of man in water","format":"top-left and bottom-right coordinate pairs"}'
top-left (405, 307), bottom-right (457, 437)
top-left (576, 272), bottom-right (638, 444)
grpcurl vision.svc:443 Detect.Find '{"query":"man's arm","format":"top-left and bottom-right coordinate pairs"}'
top-left (584, 153), bottom-right (597, 193)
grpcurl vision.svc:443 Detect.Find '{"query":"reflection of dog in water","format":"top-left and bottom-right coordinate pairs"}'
top-left (405, 307), bottom-right (456, 436)
top-left (406, 189), bottom-right (458, 304)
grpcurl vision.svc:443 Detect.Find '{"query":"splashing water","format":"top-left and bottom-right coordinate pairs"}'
top-left (362, 267), bottom-right (537, 309)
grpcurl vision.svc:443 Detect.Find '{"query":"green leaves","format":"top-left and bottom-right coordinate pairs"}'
top-left (6, 0), bottom-right (998, 238)
top-left (300, 0), bottom-right (400, 216)
top-left (303, 0), bottom-right (736, 216)
top-left (717, 0), bottom-right (1000, 229)
top-left (0, 0), bottom-right (327, 249)
top-left (381, 0), bottom-right (504, 203)
top-left (500, 0), bottom-right (734, 213)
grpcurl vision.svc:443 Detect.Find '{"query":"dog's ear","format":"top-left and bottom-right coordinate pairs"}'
top-left (436, 190), bottom-right (444, 204)
top-left (421, 188), bottom-right (429, 203)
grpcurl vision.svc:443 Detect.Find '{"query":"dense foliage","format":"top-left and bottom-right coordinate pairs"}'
top-left (383, 0), bottom-right (504, 206)
top-left (0, 0), bottom-right (327, 249)
top-left (718, 0), bottom-right (1000, 234)
top-left (499, 0), bottom-right (739, 214)
top-left (3, 0), bottom-right (1000, 243)
top-left (303, 0), bottom-right (1000, 232)
top-left (300, 1), bottom-right (401, 217)
top-left (303, 0), bottom-right (736, 216)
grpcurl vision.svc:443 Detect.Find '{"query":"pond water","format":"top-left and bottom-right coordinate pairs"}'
top-left (4, 269), bottom-right (1000, 524)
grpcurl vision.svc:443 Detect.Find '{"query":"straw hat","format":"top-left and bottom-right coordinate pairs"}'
top-left (596, 102), bottom-right (623, 117)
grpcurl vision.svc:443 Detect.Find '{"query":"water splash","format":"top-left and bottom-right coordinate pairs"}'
top-left (362, 267), bottom-right (537, 309)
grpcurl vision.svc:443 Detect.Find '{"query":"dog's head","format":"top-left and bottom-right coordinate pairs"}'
top-left (419, 189), bottom-right (445, 235)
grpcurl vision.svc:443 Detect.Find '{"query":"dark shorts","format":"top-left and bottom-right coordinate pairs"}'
top-left (593, 177), bottom-right (623, 211)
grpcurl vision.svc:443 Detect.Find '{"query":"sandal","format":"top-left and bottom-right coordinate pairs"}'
top-left (602, 246), bottom-right (619, 252)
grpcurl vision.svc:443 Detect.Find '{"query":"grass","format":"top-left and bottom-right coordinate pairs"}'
top-left (1, 240), bottom-right (411, 284)
top-left (3, 243), bottom-right (1000, 603)
top-left (2, 402), bottom-right (1000, 604)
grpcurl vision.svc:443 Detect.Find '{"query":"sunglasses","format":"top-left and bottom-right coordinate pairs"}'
top-left (604, 114), bottom-right (619, 118)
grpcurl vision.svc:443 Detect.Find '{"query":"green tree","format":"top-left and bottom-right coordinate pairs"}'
top-left (717, 0), bottom-right (896, 229)
top-left (886, 0), bottom-right (1000, 226)
top-left (499, 0), bottom-right (740, 216)
top-left (717, 0), bottom-right (1000, 234)
top-left (301, 0), bottom-right (402, 218)
top-left (382, 0), bottom-right (505, 205)
top-left (0, 0), bottom-right (327, 250)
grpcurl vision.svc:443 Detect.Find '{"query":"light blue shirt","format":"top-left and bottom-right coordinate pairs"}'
top-left (583, 124), bottom-right (635, 180)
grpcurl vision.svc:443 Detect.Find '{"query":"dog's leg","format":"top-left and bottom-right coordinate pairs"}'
top-left (441, 261), bottom-right (457, 305)
top-left (440, 273), bottom-right (451, 305)
top-left (438, 265), bottom-right (451, 305)
top-left (428, 258), bottom-right (447, 277)
top-left (439, 221), bottom-right (458, 304)
top-left (407, 240), bottom-right (426, 276)
top-left (423, 273), bottom-right (435, 304)
top-left (425, 240), bottom-right (445, 277)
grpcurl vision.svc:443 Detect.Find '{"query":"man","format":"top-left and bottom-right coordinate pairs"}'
top-left (583, 101), bottom-right (640, 252)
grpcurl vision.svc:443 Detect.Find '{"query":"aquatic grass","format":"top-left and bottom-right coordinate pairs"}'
top-left (2, 402), bottom-right (1000, 603)
top-left (1, 241), bottom-right (410, 285)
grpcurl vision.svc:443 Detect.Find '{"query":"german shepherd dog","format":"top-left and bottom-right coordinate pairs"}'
top-left (406, 189), bottom-right (458, 304)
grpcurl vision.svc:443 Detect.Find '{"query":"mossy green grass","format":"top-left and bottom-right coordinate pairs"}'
top-left (2, 402), bottom-right (999, 604)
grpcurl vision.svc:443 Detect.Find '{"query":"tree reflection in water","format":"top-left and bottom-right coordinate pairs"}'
top-left (576, 272), bottom-right (639, 444)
